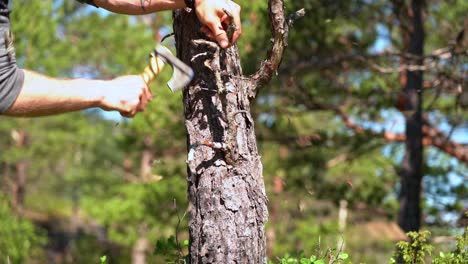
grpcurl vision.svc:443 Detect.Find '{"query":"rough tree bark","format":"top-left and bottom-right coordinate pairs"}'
top-left (173, 1), bottom-right (303, 262)
top-left (397, 0), bottom-right (425, 233)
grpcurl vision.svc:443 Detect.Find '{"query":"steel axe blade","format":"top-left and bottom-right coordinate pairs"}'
top-left (141, 44), bottom-right (194, 92)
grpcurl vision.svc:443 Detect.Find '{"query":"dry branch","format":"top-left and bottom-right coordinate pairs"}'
top-left (248, 1), bottom-right (305, 98)
top-left (334, 108), bottom-right (468, 164)
top-left (288, 48), bottom-right (467, 75)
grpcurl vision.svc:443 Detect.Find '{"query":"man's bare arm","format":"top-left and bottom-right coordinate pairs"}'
top-left (4, 70), bottom-right (151, 117)
top-left (93, 0), bottom-right (242, 48)
top-left (93, 0), bottom-right (185, 15)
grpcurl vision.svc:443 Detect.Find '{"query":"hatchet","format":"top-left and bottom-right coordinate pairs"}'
top-left (141, 44), bottom-right (194, 91)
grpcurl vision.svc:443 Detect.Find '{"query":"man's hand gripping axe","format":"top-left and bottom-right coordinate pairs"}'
top-left (141, 45), bottom-right (194, 91)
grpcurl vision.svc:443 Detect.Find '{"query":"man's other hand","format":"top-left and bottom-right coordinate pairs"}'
top-left (100, 75), bottom-right (153, 118)
top-left (195, 0), bottom-right (242, 48)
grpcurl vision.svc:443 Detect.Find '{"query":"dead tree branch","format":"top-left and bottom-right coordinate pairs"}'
top-left (287, 48), bottom-right (467, 75)
top-left (248, 1), bottom-right (305, 98)
top-left (333, 107), bottom-right (468, 164)
top-left (281, 98), bottom-right (468, 164)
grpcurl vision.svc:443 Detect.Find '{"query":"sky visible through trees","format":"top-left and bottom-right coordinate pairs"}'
top-left (0, 0), bottom-right (466, 263)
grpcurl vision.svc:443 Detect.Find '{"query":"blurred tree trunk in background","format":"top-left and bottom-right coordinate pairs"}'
top-left (131, 235), bottom-right (150, 264)
top-left (140, 135), bottom-right (154, 181)
top-left (10, 130), bottom-right (28, 213)
top-left (397, 0), bottom-right (425, 232)
top-left (173, 8), bottom-right (268, 263)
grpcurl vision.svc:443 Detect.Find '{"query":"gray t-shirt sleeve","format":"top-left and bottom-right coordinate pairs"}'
top-left (0, 27), bottom-right (24, 114)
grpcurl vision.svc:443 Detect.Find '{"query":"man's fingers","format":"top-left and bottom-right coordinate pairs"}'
top-left (101, 75), bottom-right (157, 118)
top-left (138, 85), bottom-right (153, 112)
top-left (194, 0), bottom-right (242, 47)
top-left (201, 26), bottom-right (215, 39)
top-left (216, 32), bottom-right (229, 49)
top-left (143, 85), bottom-right (153, 102)
top-left (205, 19), bottom-right (229, 48)
top-left (137, 95), bottom-right (147, 112)
top-left (219, 3), bottom-right (241, 44)
top-left (120, 111), bottom-right (135, 118)
top-left (120, 92), bottom-right (145, 117)
top-left (119, 104), bottom-right (136, 118)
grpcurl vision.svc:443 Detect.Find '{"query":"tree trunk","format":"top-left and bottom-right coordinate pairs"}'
top-left (172, 1), bottom-right (302, 261)
top-left (398, 0), bottom-right (425, 233)
top-left (173, 9), bottom-right (268, 264)
top-left (10, 130), bottom-right (28, 213)
top-left (132, 236), bottom-right (150, 264)
top-left (140, 135), bottom-right (154, 181)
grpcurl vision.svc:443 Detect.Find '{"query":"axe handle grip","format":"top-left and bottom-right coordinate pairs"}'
top-left (141, 55), bottom-right (166, 84)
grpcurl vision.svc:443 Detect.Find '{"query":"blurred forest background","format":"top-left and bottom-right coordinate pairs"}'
top-left (0, 0), bottom-right (467, 263)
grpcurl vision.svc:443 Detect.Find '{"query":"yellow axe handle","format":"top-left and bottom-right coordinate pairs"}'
top-left (141, 54), bottom-right (166, 85)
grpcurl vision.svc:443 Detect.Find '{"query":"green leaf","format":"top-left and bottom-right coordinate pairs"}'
top-left (338, 252), bottom-right (349, 260)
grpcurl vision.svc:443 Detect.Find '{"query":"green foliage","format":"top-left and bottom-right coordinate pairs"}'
top-left (271, 228), bottom-right (468, 264)
top-left (390, 228), bottom-right (468, 264)
top-left (0, 0), bottom-right (465, 262)
top-left (433, 227), bottom-right (468, 264)
top-left (153, 236), bottom-right (189, 263)
top-left (391, 230), bottom-right (434, 264)
top-left (3, 2), bottom-right (185, 262)
top-left (0, 198), bottom-right (46, 263)
top-left (272, 249), bottom-right (351, 264)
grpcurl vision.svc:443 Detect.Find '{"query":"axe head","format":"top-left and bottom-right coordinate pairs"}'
top-left (153, 45), bottom-right (194, 92)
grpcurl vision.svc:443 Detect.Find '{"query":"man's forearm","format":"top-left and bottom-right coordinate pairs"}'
top-left (92, 0), bottom-right (242, 49)
top-left (5, 70), bottom-right (104, 117)
top-left (93, 0), bottom-right (186, 15)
